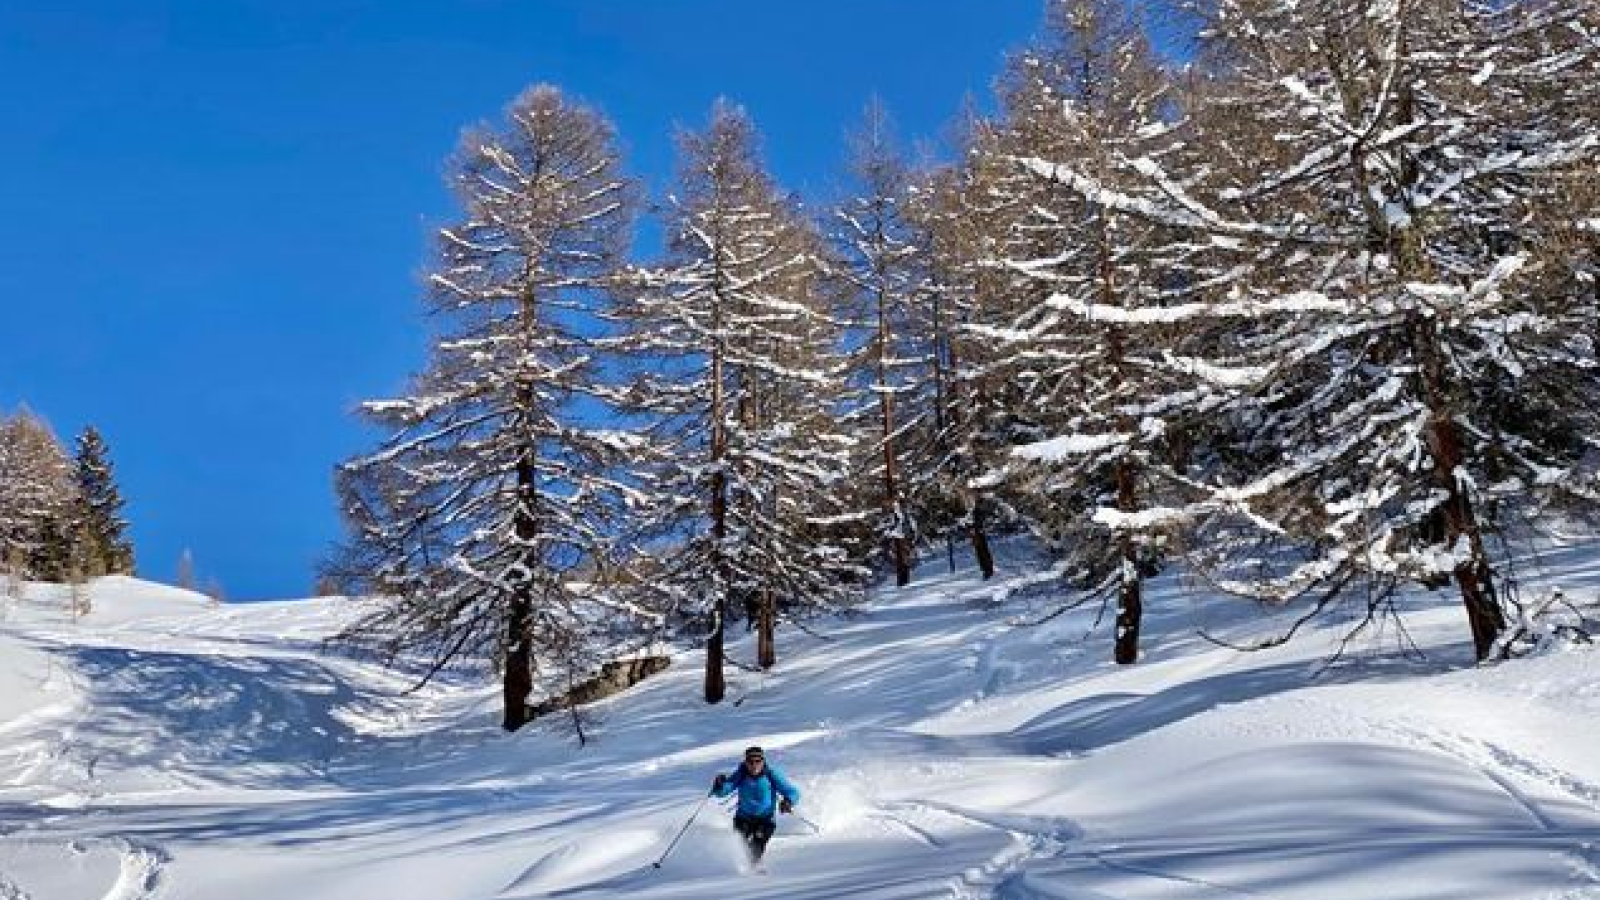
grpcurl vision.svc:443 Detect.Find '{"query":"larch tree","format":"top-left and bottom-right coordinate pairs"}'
top-left (973, 0), bottom-right (1185, 664)
top-left (830, 99), bottom-right (933, 587)
top-left (335, 85), bottom-right (646, 731)
top-left (614, 100), bottom-right (860, 703)
top-left (908, 121), bottom-right (1029, 582)
top-left (0, 409), bottom-right (78, 581)
top-left (1034, 0), bottom-right (1600, 659)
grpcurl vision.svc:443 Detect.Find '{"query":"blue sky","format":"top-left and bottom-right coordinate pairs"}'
top-left (0, 1), bottom-right (1043, 600)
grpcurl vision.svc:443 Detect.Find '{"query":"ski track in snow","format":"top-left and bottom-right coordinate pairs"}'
top-left (1397, 723), bottom-right (1600, 888)
top-left (1074, 849), bottom-right (1273, 900)
top-left (876, 801), bottom-right (1081, 900)
top-left (1425, 728), bottom-right (1600, 819)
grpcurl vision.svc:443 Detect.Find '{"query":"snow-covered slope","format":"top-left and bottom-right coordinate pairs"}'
top-left (1, 550), bottom-right (1597, 900)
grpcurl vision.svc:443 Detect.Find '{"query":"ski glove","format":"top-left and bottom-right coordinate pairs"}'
top-left (713, 773), bottom-right (727, 791)
top-left (779, 798), bottom-right (793, 814)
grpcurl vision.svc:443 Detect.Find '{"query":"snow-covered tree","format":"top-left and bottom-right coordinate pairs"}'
top-left (906, 121), bottom-right (1029, 582)
top-left (974, 0), bottom-right (1186, 664)
top-left (0, 409), bottom-right (77, 581)
top-left (613, 101), bottom-right (861, 702)
top-left (1030, 0), bottom-right (1600, 660)
top-left (335, 85), bottom-right (647, 730)
top-left (830, 99), bottom-right (937, 587)
top-left (71, 426), bottom-right (135, 576)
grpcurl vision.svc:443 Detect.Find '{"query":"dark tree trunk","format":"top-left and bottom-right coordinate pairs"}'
top-left (1113, 570), bottom-right (1142, 665)
top-left (1384, 55), bottom-right (1504, 660)
top-left (503, 398), bottom-right (539, 732)
top-left (970, 497), bottom-right (996, 580)
top-left (877, 274), bottom-right (913, 588)
top-left (706, 456), bottom-right (729, 703)
top-left (706, 282), bottom-right (729, 704)
top-left (502, 591), bottom-right (533, 731)
top-left (1413, 319), bottom-right (1507, 660)
top-left (757, 590), bottom-right (776, 669)
top-left (891, 532), bottom-right (912, 587)
top-left (705, 601), bottom-right (726, 703)
top-left (1456, 548), bottom-right (1505, 660)
top-left (1430, 414), bottom-right (1507, 659)
top-left (1113, 461), bottom-right (1142, 665)
top-left (1101, 241), bottom-right (1141, 665)
top-left (707, 296), bottom-right (732, 701)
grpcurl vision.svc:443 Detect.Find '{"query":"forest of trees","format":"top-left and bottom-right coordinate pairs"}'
top-left (0, 409), bottom-right (136, 588)
top-left (333, 0), bottom-right (1600, 730)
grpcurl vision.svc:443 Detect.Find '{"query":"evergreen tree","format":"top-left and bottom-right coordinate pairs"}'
top-left (335, 85), bottom-right (645, 730)
top-left (71, 426), bottom-right (135, 576)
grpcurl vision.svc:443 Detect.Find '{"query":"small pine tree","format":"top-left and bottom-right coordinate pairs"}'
top-left (71, 427), bottom-right (135, 576)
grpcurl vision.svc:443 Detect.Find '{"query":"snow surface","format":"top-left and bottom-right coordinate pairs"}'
top-left (2, 545), bottom-right (1598, 900)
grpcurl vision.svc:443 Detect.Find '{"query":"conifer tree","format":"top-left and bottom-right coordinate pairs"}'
top-left (336, 85), bottom-right (644, 730)
top-left (974, 0), bottom-right (1184, 663)
top-left (908, 125), bottom-right (1024, 582)
top-left (1030, 0), bottom-right (1600, 659)
top-left (0, 409), bottom-right (77, 581)
top-left (614, 101), bottom-right (861, 702)
top-left (72, 426), bottom-right (135, 576)
top-left (831, 99), bottom-right (934, 587)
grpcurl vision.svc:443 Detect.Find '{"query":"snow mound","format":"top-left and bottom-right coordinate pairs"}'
top-left (500, 827), bottom-right (662, 894)
top-left (6, 576), bottom-right (213, 627)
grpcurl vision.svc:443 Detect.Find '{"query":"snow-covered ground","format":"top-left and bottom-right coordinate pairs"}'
top-left (1, 545), bottom-right (1598, 900)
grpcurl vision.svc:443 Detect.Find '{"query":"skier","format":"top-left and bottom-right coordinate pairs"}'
top-left (711, 745), bottom-right (801, 867)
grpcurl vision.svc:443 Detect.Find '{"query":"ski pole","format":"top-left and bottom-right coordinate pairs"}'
top-left (791, 811), bottom-right (822, 833)
top-left (653, 791), bottom-right (714, 869)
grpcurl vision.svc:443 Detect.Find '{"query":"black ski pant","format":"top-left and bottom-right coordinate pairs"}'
top-left (733, 813), bottom-right (777, 862)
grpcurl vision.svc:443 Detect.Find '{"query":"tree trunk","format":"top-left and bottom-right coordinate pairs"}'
top-left (706, 279), bottom-right (729, 704)
top-left (705, 601), bottom-right (726, 703)
top-left (891, 532), bottom-right (912, 587)
top-left (1455, 545), bottom-right (1505, 660)
top-left (757, 590), bottom-right (776, 669)
top-left (1100, 231), bottom-right (1141, 665)
top-left (503, 592), bottom-right (533, 731)
top-left (1414, 319), bottom-right (1507, 660)
top-left (877, 271), bottom-right (912, 588)
top-left (970, 497), bottom-right (996, 580)
top-left (503, 387), bottom-right (540, 732)
top-left (1429, 412), bottom-right (1507, 659)
top-left (1113, 461), bottom-right (1142, 665)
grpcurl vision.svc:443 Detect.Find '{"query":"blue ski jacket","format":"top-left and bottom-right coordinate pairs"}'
top-left (713, 763), bottom-right (800, 820)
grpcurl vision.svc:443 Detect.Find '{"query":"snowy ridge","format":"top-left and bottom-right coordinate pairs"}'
top-left (1, 554), bottom-right (1598, 899)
